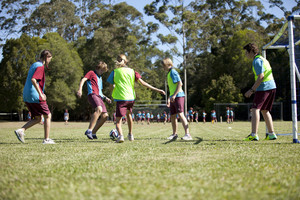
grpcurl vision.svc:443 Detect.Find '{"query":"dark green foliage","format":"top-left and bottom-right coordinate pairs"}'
top-left (201, 74), bottom-right (244, 111)
top-left (0, 34), bottom-right (42, 113)
top-left (39, 32), bottom-right (83, 113)
top-left (22, 0), bottom-right (82, 41)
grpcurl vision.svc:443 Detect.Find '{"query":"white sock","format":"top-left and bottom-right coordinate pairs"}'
top-left (251, 133), bottom-right (256, 137)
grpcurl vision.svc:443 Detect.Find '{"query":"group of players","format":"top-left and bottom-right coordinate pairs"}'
top-left (14, 42), bottom-right (278, 144)
top-left (226, 107), bottom-right (234, 124)
top-left (114, 110), bottom-right (196, 125)
top-left (112, 107), bottom-right (234, 125)
top-left (114, 111), bottom-right (170, 125)
top-left (14, 53), bottom-right (194, 143)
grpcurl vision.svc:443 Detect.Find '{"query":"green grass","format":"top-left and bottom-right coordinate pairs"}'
top-left (1, 121), bottom-right (300, 200)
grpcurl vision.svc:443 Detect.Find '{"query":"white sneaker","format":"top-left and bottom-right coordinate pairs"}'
top-left (43, 138), bottom-right (56, 144)
top-left (116, 135), bottom-right (124, 143)
top-left (181, 134), bottom-right (193, 140)
top-left (14, 129), bottom-right (25, 143)
top-left (128, 134), bottom-right (134, 141)
top-left (167, 134), bottom-right (178, 140)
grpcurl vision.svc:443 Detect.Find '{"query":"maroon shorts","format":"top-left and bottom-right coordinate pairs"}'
top-left (116, 101), bottom-right (134, 117)
top-left (25, 102), bottom-right (50, 117)
top-left (88, 94), bottom-right (107, 113)
top-left (252, 89), bottom-right (276, 111)
top-left (170, 97), bottom-right (185, 115)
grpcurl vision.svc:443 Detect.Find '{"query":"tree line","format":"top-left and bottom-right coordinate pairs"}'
top-left (0, 0), bottom-right (299, 121)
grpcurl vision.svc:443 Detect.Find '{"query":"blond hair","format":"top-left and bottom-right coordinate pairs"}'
top-left (115, 54), bottom-right (128, 68)
top-left (96, 61), bottom-right (108, 72)
top-left (162, 58), bottom-right (173, 67)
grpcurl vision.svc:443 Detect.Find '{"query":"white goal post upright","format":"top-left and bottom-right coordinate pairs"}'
top-left (288, 15), bottom-right (299, 143)
top-left (262, 15), bottom-right (300, 143)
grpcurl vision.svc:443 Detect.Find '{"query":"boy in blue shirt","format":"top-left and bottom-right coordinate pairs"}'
top-left (162, 58), bottom-right (192, 140)
top-left (243, 43), bottom-right (277, 141)
top-left (77, 61), bottom-right (111, 140)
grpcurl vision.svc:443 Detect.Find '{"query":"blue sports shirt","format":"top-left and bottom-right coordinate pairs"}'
top-left (169, 69), bottom-right (185, 98)
top-left (23, 61), bottom-right (44, 103)
top-left (252, 57), bottom-right (276, 91)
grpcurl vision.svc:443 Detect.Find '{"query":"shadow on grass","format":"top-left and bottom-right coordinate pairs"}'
top-left (162, 137), bottom-right (178, 144)
top-left (194, 137), bottom-right (203, 144)
top-left (193, 138), bottom-right (293, 145)
top-left (87, 140), bottom-right (111, 143)
top-left (93, 137), bottom-right (171, 143)
top-left (53, 138), bottom-right (84, 143)
top-left (26, 138), bottom-right (42, 140)
top-left (163, 137), bottom-right (196, 145)
top-left (0, 142), bottom-right (27, 145)
top-left (134, 137), bottom-right (167, 141)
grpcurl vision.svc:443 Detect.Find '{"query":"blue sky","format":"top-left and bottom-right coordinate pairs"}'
top-left (0, 0), bottom-right (297, 63)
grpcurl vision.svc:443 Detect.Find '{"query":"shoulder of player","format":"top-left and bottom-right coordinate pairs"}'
top-left (87, 70), bottom-right (98, 77)
top-left (33, 63), bottom-right (45, 73)
top-left (114, 67), bottom-right (135, 74)
top-left (33, 61), bottom-right (43, 66)
top-left (30, 61), bottom-right (43, 70)
top-left (253, 57), bottom-right (263, 66)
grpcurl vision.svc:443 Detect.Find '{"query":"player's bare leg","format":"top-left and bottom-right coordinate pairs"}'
top-left (92, 112), bottom-right (108, 134)
top-left (43, 113), bottom-right (51, 139)
top-left (89, 106), bottom-right (102, 130)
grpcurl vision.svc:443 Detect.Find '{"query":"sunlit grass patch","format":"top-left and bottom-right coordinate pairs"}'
top-left (0, 121), bottom-right (300, 200)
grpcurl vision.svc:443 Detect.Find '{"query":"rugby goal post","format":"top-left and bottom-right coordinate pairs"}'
top-left (262, 15), bottom-right (300, 143)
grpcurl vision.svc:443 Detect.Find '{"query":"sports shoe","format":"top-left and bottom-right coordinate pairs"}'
top-left (14, 129), bottom-right (25, 143)
top-left (85, 130), bottom-right (93, 140)
top-left (43, 138), bottom-right (55, 144)
top-left (116, 135), bottom-right (124, 143)
top-left (181, 134), bottom-right (193, 140)
top-left (243, 134), bottom-right (259, 141)
top-left (265, 133), bottom-right (277, 140)
top-left (167, 134), bottom-right (178, 140)
top-left (92, 134), bottom-right (98, 139)
top-left (128, 134), bottom-right (134, 141)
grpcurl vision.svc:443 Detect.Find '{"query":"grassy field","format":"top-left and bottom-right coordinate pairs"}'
top-left (0, 121), bottom-right (300, 200)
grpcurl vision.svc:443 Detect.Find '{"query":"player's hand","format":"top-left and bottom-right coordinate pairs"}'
top-left (244, 90), bottom-right (253, 98)
top-left (170, 96), bottom-right (176, 103)
top-left (158, 89), bottom-right (166, 95)
top-left (166, 99), bottom-right (170, 107)
top-left (106, 98), bottom-right (112, 104)
top-left (77, 91), bottom-right (82, 98)
top-left (41, 94), bottom-right (47, 101)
